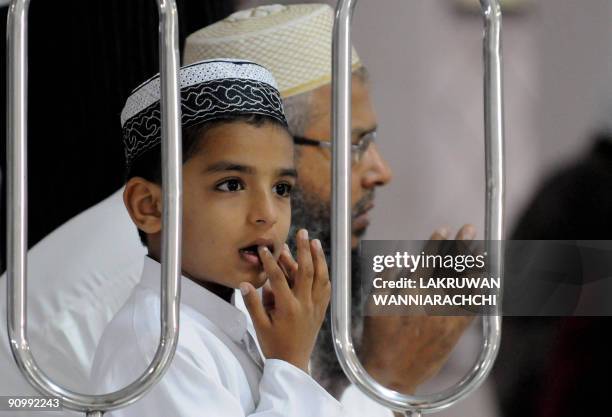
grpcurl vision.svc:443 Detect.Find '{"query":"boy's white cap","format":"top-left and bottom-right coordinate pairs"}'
top-left (183, 3), bottom-right (362, 98)
top-left (121, 59), bottom-right (287, 166)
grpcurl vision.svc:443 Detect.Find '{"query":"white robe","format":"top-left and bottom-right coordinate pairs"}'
top-left (0, 190), bottom-right (391, 417)
top-left (2, 188), bottom-right (496, 417)
top-left (91, 256), bottom-right (346, 417)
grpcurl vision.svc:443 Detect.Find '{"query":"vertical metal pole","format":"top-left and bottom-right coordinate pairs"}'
top-left (6, 1), bottom-right (182, 414)
top-left (330, 0), bottom-right (504, 414)
top-left (7, 0), bottom-right (30, 378)
top-left (331, 0), bottom-right (358, 391)
top-left (158, 0), bottom-right (182, 358)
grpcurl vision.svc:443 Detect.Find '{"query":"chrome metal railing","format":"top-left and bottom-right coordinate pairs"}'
top-left (6, 1), bottom-right (183, 415)
top-left (330, 1), bottom-right (505, 416)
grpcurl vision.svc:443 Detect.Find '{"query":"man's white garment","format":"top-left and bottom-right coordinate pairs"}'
top-left (91, 256), bottom-right (345, 417)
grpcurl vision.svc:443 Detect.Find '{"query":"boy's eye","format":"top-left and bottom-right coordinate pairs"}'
top-left (216, 179), bottom-right (245, 192)
top-left (274, 182), bottom-right (293, 198)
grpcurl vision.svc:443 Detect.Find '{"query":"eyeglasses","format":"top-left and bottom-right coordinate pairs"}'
top-left (293, 130), bottom-right (377, 164)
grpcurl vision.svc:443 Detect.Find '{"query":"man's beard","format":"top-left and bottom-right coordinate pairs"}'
top-left (287, 186), bottom-right (373, 399)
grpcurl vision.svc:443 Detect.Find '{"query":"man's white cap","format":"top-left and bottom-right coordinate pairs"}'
top-left (184, 3), bottom-right (362, 98)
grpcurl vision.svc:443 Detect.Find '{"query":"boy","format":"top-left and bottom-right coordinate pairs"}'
top-left (90, 59), bottom-right (341, 416)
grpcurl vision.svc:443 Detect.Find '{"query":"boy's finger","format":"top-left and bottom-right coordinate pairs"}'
top-left (278, 247), bottom-right (298, 288)
top-left (294, 229), bottom-right (314, 301)
top-left (262, 281), bottom-right (275, 311)
top-left (258, 246), bottom-right (292, 305)
top-left (240, 282), bottom-right (270, 329)
top-left (311, 239), bottom-right (330, 299)
top-left (280, 243), bottom-right (299, 274)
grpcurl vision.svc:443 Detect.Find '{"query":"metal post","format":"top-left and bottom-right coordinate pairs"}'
top-left (331, 0), bottom-right (504, 414)
top-left (6, 0), bottom-right (183, 414)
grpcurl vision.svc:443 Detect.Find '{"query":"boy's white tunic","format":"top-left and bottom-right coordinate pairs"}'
top-left (91, 257), bottom-right (345, 416)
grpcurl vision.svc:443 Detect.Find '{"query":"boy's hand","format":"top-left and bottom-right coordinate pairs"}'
top-left (240, 229), bottom-right (330, 373)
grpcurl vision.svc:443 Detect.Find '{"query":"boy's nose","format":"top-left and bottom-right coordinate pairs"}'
top-left (247, 194), bottom-right (279, 226)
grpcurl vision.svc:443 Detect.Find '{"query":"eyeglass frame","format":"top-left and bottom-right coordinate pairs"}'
top-left (292, 129), bottom-right (377, 164)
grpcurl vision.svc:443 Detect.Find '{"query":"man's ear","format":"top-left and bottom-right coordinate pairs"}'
top-left (123, 177), bottom-right (162, 235)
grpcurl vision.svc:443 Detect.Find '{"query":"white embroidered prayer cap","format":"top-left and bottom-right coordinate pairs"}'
top-left (121, 59), bottom-right (287, 166)
top-left (183, 3), bottom-right (362, 98)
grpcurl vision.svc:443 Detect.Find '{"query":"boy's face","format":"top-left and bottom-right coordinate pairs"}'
top-left (181, 121), bottom-right (295, 289)
top-left (129, 121), bottom-right (295, 290)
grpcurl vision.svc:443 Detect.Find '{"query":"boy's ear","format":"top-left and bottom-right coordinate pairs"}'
top-left (123, 177), bottom-right (162, 235)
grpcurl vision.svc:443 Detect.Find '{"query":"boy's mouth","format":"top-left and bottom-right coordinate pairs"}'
top-left (239, 242), bottom-right (275, 267)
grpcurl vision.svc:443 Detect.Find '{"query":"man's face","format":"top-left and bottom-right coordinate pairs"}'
top-left (294, 75), bottom-right (393, 248)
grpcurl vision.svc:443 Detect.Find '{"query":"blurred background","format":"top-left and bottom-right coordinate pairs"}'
top-left (3, 0), bottom-right (610, 247)
top-left (1, 1), bottom-right (611, 416)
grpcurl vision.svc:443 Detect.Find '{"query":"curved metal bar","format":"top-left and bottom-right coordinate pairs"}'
top-left (331, 0), bottom-right (504, 414)
top-left (6, 0), bottom-right (182, 414)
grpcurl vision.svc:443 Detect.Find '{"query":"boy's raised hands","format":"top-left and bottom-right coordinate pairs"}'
top-left (240, 229), bottom-right (331, 373)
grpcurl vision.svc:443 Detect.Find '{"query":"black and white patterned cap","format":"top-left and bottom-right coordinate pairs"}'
top-left (121, 59), bottom-right (288, 166)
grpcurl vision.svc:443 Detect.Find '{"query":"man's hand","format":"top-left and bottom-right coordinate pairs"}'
top-left (359, 225), bottom-right (476, 394)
